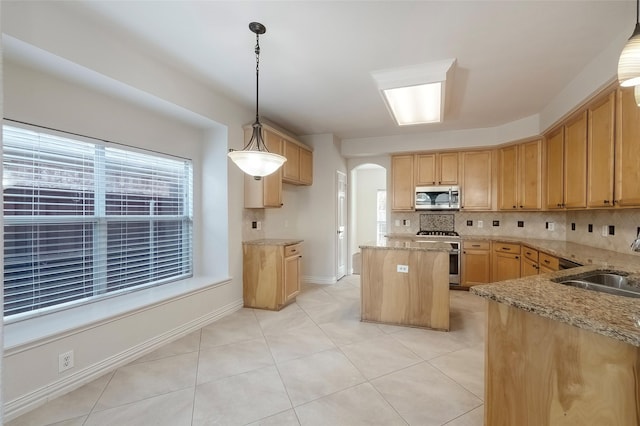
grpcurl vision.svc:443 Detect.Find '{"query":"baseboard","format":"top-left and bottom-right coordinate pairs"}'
top-left (4, 298), bottom-right (244, 421)
top-left (302, 275), bottom-right (337, 285)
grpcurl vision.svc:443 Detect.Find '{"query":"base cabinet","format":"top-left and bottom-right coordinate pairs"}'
top-left (243, 242), bottom-right (302, 310)
top-left (492, 242), bottom-right (521, 282)
top-left (485, 301), bottom-right (640, 426)
top-left (461, 241), bottom-right (491, 287)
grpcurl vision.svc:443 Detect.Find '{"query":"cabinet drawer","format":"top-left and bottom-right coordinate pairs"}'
top-left (493, 242), bottom-right (521, 254)
top-left (463, 241), bottom-right (490, 250)
top-left (522, 246), bottom-right (539, 262)
top-left (539, 252), bottom-right (559, 271)
top-left (285, 243), bottom-right (302, 257)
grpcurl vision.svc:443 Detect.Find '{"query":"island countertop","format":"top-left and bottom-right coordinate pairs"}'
top-left (243, 238), bottom-right (303, 246)
top-left (360, 238), bottom-right (456, 252)
top-left (471, 265), bottom-right (640, 347)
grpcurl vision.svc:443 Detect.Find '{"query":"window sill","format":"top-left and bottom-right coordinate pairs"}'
top-left (4, 275), bottom-right (232, 352)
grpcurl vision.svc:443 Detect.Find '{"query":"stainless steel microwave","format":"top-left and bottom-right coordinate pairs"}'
top-left (415, 185), bottom-right (460, 210)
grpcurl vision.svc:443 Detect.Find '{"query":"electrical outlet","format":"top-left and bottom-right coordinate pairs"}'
top-left (397, 265), bottom-right (409, 273)
top-left (602, 225), bottom-right (608, 236)
top-left (251, 221), bottom-right (257, 229)
top-left (477, 220), bottom-right (483, 228)
top-left (59, 350), bottom-right (74, 373)
top-left (256, 221), bottom-right (262, 230)
top-left (548, 222), bottom-right (555, 231)
top-left (395, 220), bottom-right (401, 226)
top-left (403, 219), bottom-right (410, 226)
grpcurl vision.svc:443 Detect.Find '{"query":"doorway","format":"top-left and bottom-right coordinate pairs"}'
top-left (349, 164), bottom-right (387, 274)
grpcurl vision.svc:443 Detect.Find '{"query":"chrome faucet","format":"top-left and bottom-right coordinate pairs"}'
top-left (631, 230), bottom-right (640, 252)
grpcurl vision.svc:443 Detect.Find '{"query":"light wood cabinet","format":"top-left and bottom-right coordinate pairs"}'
top-left (461, 240), bottom-right (491, 287)
top-left (460, 150), bottom-right (493, 210)
top-left (391, 154), bottom-right (415, 211)
top-left (485, 300), bottom-right (640, 426)
top-left (492, 242), bottom-right (521, 282)
top-left (498, 139), bottom-right (542, 210)
top-left (544, 111), bottom-right (588, 209)
top-left (587, 90), bottom-right (616, 207)
top-left (538, 251), bottom-right (559, 274)
top-left (520, 246), bottom-right (539, 277)
top-left (615, 86), bottom-right (640, 207)
top-left (244, 129), bottom-right (283, 208)
top-left (282, 138), bottom-right (313, 186)
top-left (243, 242), bottom-right (302, 310)
top-left (361, 246), bottom-right (450, 330)
top-left (415, 152), bottom-right (458, 185)
top-left (299, 147), bottom-right (313, 185)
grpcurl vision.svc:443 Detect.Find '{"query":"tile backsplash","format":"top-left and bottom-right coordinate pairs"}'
top-left (390, 209), bottom-right (640, 257)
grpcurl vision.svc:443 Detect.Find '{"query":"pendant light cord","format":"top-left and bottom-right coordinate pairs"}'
top-left (255, 32), bottom-right (261, 124)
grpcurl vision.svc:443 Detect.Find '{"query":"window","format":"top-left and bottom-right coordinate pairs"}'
top-left (3, 125), bottom-right (193, 319)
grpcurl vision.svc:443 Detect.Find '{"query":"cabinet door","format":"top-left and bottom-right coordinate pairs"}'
top-left (416, 154), bottom-right (437, 185)
top-left (284, 254), bottom-right (300, 303)
top-left (615, 87), bottom-right (640, 207)
top-left (438, 152), bottom-right (459, 185)
top-left (460, 150), bottom-right (493, 210)
top-left (263, 130), bottom-right (283, 207)
top-left (461, 249), bottom-right (491, 287)
top-left (519, 139), bottom-right (542, 210)
top-left (282, 139), bottom-right (300, 183)
top-left (587, 90), bottom-right (615, 207)
top-left (391, 155), bottom-right (415, 211)
top-left (498, 145), bottom-right (519, 210)
top-left (299, 147), bottom-right (313, 185)
top-left (492, 252), bottom-right (520, 282)
top-left (563, 111), bottom-right (588, 208)
top-left (545, 127), bottom-right (564, 209)
top-left (520, 257), bottom-right (539, 277)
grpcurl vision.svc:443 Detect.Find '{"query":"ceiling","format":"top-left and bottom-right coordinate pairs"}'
top-left (10, 1), bottom-right (638, 140)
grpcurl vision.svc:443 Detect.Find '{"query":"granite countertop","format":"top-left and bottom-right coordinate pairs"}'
top-left (243, 239), bottom-right (303, 246)
top-left (360, 238), bottom-right (455, 252)
top-left (387, 233), bottom-right (640, 345)
top-left (471, 265), bottom-right (640, 347)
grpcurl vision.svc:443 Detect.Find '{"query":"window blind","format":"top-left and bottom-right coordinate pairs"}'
top-left (3, 125), bottom-right (193, 318)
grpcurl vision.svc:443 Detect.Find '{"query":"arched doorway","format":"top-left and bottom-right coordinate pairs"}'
top-left (349, 163), bottom-right (387, 274)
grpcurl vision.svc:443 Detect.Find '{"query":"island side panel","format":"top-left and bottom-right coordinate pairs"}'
top-left (485, 301), bottom-right (640, 426)
top-left (243, 244), bottom-right (283, 310)
top-left (360, 247), bottom-right (449, 331)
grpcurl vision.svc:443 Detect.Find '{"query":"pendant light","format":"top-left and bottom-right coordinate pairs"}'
top-left (618, 0), bottom-right (640, 87)
top-left (228, 22), bottom-right (286, 177)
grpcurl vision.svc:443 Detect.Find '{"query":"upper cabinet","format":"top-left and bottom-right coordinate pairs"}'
top-left (615, 86), bottom-right (640, 207)
top-left (282, 138), bottom-right (313, 186)
top-left (460, 150), bottom-right (494, 211)
top-left (498, 139), bottom-right (542, 210)
top-left (544, 110), bottom-right (587, 209)
top-left (415, 152), bottom-right (458, 185)
top-left (391, 154), bottom-right (415, 211)
top-left (587, 90), bottom-right (616, 208)
top-left (244, 125), bottom-right (313, 209)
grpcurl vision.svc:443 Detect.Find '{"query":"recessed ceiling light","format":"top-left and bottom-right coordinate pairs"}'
top-left (371, 59), bottom-right (456, 126)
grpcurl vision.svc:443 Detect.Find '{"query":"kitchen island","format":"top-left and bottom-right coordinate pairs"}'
top-left (471, 264), bottom-right (640, 426)
top-left (359, 239), bottom-right (451, 331)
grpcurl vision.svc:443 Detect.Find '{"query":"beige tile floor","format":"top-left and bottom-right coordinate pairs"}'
top-left (7, 275), bottom-right (486, 426)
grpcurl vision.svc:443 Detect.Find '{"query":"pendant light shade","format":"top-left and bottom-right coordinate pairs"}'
top-left (228, 22), bottom-right (286, 177)
top-left (618, 0), bottom-right (640, 87)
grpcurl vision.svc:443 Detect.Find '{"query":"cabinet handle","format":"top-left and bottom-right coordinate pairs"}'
top-left (515, 256), bottom-right (519, 259)
top-left (463, 251), bottom-right (467, 254)
top-left (604, 200), bottom-right (610, 204)
top-left (519, 205), bottom-right (523, 208)
top-left (512, 205), bottom-right (516, 209)
top-left (525, 251), bottom-right (531, 256)
top-left (544, 259), bottom-right (550, 264)
top-left (472, 244), bottom-right (480, 247)
top-left (502, 247), bottom-right (511, 251)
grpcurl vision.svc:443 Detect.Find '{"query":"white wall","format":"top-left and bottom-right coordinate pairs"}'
top-left (1, 1), bottom-right (252, 419)
top-left (297, 134), bottom-right (347, 283)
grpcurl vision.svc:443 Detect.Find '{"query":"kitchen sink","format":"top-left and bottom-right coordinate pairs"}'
top-left (554, 271), bottom-right (640, 298)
